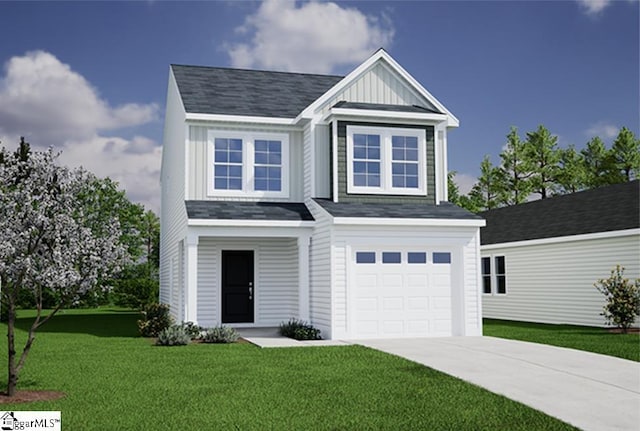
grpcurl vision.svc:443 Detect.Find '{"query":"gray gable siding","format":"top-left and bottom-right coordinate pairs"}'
top-left (335, 121), bottom-right (435, 204)
top-left (171, 65), bottom-right (343, 118)
top-left (480, 180), bottom-right (640, 245)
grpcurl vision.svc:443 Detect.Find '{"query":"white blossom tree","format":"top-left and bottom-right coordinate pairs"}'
top-left (0, 139), bottom-right (128, 397)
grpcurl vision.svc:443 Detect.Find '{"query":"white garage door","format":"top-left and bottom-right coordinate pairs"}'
top-left (351, 250), bottom-right (452, 339)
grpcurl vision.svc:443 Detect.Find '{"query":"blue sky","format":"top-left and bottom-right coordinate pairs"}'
top-left (0, 0), bottom-right (637, 211)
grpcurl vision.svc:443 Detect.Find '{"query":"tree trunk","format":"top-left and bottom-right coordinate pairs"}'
top-left (6, 301), bottom-right (17, 396)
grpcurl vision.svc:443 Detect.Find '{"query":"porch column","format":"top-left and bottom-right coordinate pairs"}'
top-left (184, 233), bottom-right (199, 324)
top-left (298, 233), bottom-right (311, 321)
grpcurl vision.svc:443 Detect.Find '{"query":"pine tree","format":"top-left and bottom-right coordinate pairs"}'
top-left (467, 156), bottom-right (505, 211)
top-left (524, 125), bottom-right (560, 199)
top-left (581, 137), bottom-right (622, 187)
top-left (611, 127), bottom-right (640, 181)
top-left (556, 145), bottom-right (587, 194)
top-left (499, 126), bottom-right (533, 205)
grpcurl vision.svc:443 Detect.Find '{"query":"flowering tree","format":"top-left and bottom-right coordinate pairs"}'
top-left (0, 139), bottom-right (128, 396)
top-left (595, 265), bottom-right (640, 334)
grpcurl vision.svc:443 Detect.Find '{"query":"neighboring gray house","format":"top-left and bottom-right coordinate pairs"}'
top-left (160, 49), bottom-right (485, 340)
top-left (480, 180), bottom-right (640, 327)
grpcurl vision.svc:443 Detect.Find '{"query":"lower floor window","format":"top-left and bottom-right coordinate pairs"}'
top-left (482, 255), bottom-right (506, 295)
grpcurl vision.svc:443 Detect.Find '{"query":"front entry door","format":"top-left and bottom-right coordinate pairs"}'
top-left (221, 250), bottom-right (254, 324)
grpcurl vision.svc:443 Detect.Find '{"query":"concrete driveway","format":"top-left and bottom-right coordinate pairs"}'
top-left (357, 336), bottom-right (640, 431)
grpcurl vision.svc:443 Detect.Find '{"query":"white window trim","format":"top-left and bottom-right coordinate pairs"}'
top-left (346, 125), bottom-right (427, 196)
top-left (482, 254), bottom-right (507, 295)
top-left (207, 130), bottom-right (290, 198)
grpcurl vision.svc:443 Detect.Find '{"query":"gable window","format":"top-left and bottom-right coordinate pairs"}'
top-left (347, 125), bottom-right (426, 196)
top-left (208, 131), bottom-right (289, 197)
top-left (482, 255), bottom-right (506, 295)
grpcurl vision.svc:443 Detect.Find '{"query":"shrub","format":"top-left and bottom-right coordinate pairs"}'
top-left (181, 321), bottom-right (203, 340)
top-left (112, 278), bottom-right (159, 309)
top-left (156, 325), bottom-right (191, 346)
top-left (279, 318), bottom-right (322, 340)
top-left (201, 326), bottom-right (240, 344)
top-left (595, 265), bottom-right (640, 333)
top-left (138, 303), bottom-right (173, 337)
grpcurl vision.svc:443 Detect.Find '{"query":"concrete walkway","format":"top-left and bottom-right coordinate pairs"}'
top-left (357, 336), bottom-right (640, 431)
top-left (236, 327), bottom-right (351, 348)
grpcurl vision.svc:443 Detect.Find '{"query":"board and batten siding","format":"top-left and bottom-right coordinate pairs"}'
top-left (318, 62), bottom-right (437, 116)
top-left (196, 238), bottom-right (299, 328)
top-left (186, 125), bottom-right (304, 202)
top-left (159, 69), bottom-right (188, 321)
top-left (307, 200), bottom-right (334, 337)
top-left (482, 232), bottom-right (640, 327)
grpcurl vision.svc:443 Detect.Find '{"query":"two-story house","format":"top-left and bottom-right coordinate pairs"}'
top-left (160, 49), bottom-right (485, 340)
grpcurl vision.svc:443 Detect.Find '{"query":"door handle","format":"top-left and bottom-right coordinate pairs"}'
top-left (249, 286), bottom-right (253, 300)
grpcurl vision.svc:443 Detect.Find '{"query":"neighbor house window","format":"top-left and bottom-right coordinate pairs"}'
top-left (347, 126), bottom-right (426, 195)
top-left (495, 256), bottom-right (506, 294)
top-left (481, 257), bottom-right (492, 294)
top-left (208, 131), bottom-right (289, 197)
top-left (482, 255), bottom-right (506, 295)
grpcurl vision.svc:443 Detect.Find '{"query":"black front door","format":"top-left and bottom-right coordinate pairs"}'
top-left (222, 250), bottom-right (254, 324)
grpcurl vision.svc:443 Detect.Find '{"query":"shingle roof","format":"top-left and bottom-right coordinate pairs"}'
top-left (480, 180), bottom-right (640, 245)
top-left (313, 199), bottom-right (482, 219)
top-left (185, 201), bottom-right (314, 221)
top-left (333, 101), bottom-right (442, 114)
top-left (171, 65), bottom-right (343, 118)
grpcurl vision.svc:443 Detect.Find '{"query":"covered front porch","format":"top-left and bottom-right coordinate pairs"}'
top-left (181, 201), bottom-right (314, 328)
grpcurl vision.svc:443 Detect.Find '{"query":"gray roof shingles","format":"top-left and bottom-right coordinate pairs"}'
top-left (479, 180), bottom-right (640, 245)
top-left (171, 65), bottom-right (343, 118)
top-left (313, 199), bottom-right (482, 220)
top-left (186, 201), bottom-right (314, 221)
top-left (332, 101), bottom-right (442, 114)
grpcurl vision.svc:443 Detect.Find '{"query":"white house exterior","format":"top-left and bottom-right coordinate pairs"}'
top-left (160, 49), bottom-right (485, 340)
top-left (480, 180), bottom-right (640, 327)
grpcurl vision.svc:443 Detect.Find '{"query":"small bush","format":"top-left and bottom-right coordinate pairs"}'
top-left (156, 325), bottom-right (191, 346)
top-left (595, 265), bottom-right (640, 333)
top-left (181, 321), bottom-right (203, 340)
top-left (201, 326), bottom-right (239, 343)
top-left (138, 303), bottom-right (173, 337)
top-left (279, 318), bottom-right (322, 340)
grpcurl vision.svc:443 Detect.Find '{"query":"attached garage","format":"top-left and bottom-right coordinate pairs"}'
top-left (350, 249), bottom-right (453, 338)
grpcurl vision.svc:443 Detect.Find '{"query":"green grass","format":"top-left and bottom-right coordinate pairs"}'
top-left (484, 318), bottom-right (640, 362)
top-left (0, 309), bottom-right (576, 430)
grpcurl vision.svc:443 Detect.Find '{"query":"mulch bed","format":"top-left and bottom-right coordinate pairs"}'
top-left (607, 327), bottom-right (640, 334)
top-left (0, 390), bottom-right (65, 404)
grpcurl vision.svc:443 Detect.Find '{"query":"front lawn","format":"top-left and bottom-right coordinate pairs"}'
top-left (0, 309), bottom-right (576, 430)
top-left (484, 318), bottom-right (640, 362)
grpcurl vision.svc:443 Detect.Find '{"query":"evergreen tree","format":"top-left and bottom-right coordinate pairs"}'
top-left (447, 171), bottom-right (461, 206)
top-left (611, 126), bottom-right (640, 181)
top-left (524, 125), bottom-right (560, 199)
top-left (556, 145), bottom-right (587, 194)
top-left (581, 137), bottom-right (621, 187)
top-left (498, 126), bottom-right (532, 205)
top-left (467, 156), bottom-right (505, 211)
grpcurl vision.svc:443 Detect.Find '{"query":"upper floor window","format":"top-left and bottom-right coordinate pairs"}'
top-left (208, 131), bottom-right (289, 198)
top-left (347, 126), bottom-right (426, 196)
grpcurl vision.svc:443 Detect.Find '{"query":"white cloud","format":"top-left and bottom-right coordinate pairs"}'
top-left (226, 0), bottom-right (394, 73)
top-left (586, 121), bottom-right (619, 140)
top-left (576, 0), bottom-right (613, 16)
top-left (0, 51), bottom-right (161, 212)
top-left (452, 172), bottom-right (477, 196)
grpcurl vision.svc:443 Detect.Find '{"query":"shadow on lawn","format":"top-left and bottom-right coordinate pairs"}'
top-left (13, 310), bottom-right (142, 338)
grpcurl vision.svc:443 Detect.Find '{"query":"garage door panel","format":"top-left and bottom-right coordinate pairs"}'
top-left (352, 249), bottom-right (453, 339)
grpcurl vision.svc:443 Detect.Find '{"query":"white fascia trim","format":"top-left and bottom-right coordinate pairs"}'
top-left (481, 228), bottom-right (640, 250)
top-left (332, 217), bottom-right (486, 227)
top-left (188, 219), bottom-right (315, 228)
top-left (185, 113), bottom-right (298, 126)
top-left (323, 108), bottom-right (448, 123)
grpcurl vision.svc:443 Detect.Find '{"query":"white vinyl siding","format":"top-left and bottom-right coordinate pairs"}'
top-left (307, 200), bottom-right (333, 336)
top-left (318, 62), bottom-right (438, 116)
top-left (482, 232), bottom-right (640, 327)
top-left (187, 125), bottom-right (304, 201)
top-left (159, 70), bottom-right (188, 319)
top-left (196, 238), bottom-right (299, 328)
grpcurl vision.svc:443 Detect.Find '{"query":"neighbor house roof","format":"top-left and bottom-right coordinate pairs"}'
top-left (480, 180), bottom-right (640, 245)
top-left (171, 65), bottom-right (343, 118)
top-left (185, 201), bottom-right (314, 221)
top-left (313, 199), bottom-right (482, 220)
